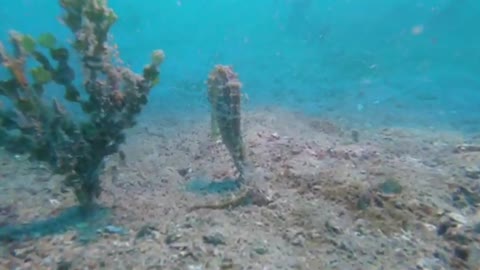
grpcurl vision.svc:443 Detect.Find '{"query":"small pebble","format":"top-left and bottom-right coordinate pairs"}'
top-left (203, 232), bottom-right (226, 246)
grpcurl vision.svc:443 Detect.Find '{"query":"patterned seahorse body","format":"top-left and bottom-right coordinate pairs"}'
top-left (189, 65), bottom-right (272, 211)
top-left (207, 65), bottom-right (246, 181)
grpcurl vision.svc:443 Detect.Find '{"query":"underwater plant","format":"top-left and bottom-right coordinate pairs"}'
top-left (0, 0), bottom-right (164, 210)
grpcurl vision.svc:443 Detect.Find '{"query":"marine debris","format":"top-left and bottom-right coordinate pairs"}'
top-left (0, 0), bottom-right (164, 210)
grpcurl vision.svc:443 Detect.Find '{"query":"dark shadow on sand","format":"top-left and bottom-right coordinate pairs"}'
top-left (186, 177), bottom-right (241, 195)
top-left (0, 205), bottom-right (111, 243)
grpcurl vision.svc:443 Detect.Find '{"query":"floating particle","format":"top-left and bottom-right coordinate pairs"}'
top-left (411, 25), bottom-right (424, 35)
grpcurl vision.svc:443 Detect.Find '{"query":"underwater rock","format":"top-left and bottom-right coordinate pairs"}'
top-left (415, 257), bottom-right (444, 270)
top-left (202, 232), bottom-right (226, 246)
top-left (453, 245), bottom-right (469, 261)
top-left (325, 219), bottom-right (343, 235)
top-left (467, 242), bottom-right (480, 269)
top-left (56, 260), bottom-right (72, 270)
top-left (453, 144), bottom-right (480, 153)
top-left (435, 208), bottom-right (480, 268)
top-left (165, 231), bottom-right (183, 245)
top-left (252, 244), bottom-right (268, 255)
top-left (100, 225), bottom-right (125, 234)
top-left (219, 257), bottom-right (238, 270)
top-left (177, 167), bottom-right (191, 177)
top-left (446, 212), bottom-right (468, 225)
top-left (450, 185), bottom-right (480, 209)
top-left (464, 166), bottom-right (480, 179)
top-left (135, 224), bottom-right (160, 240)
top-left (10, 244), bottom-right (35, 259)
top-left (283, 228), bottom-right (306, 247)
top-left (186, 265), bottom-right (203, 270)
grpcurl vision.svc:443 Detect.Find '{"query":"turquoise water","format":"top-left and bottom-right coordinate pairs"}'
top-left (0, 1), bottom-right (479, 267)
top-left (1, 0), bottom-right (478, 132)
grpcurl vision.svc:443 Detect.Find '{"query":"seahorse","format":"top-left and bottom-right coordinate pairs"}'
top-left (207, 65), bottom-right (247, 181)
top-left (188, 65), bottom-right (272, 212)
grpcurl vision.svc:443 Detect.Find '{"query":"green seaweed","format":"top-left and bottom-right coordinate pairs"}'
top-left (0, 0), bottom-right (165, 213)
top-left (20, 34), bottom-right (36, 53)
top-left (37, 33), bottom-right (56, 49)
top-left (64, 85), bottom-right (80, 102)
top-left (378, 178), bottom-right (403, 195)
top-left (50, 48), bottom-right (69, 61)
top-left (31, 66), bottom-right (52, 84)
top-left (16, 98), bottom-right (36, 113)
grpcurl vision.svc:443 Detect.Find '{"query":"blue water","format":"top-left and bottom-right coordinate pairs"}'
top-left (1, 0), bottom-right (478, 132)
top-left (0, 0), bottom-right (479, 253)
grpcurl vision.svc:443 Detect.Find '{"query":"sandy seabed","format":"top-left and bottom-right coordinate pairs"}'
top-left (0, 107), bottom-right (479, 270)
